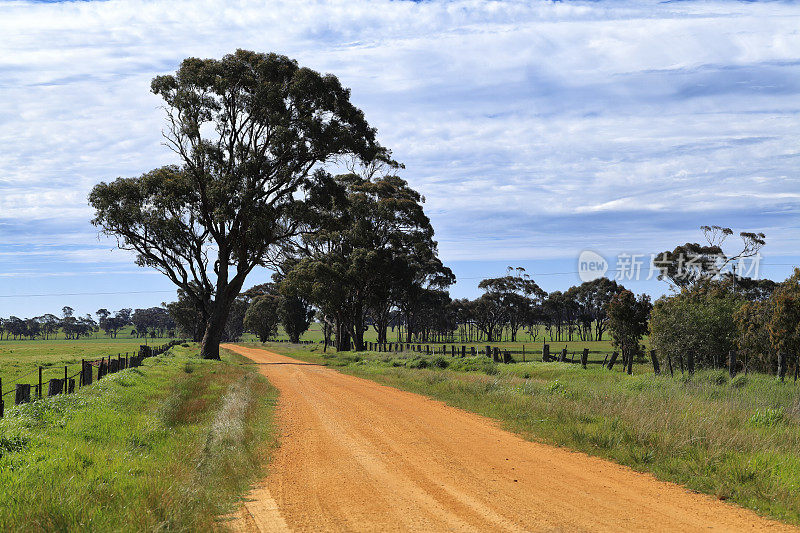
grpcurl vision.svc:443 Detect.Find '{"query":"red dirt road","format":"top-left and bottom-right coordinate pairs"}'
top-left (226, 344), bottom-right (795, 532)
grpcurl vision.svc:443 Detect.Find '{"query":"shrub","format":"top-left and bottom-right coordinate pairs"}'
top-left (406, 358), bottom-right (429, 369)
top-left (431, 356), bottom-right (449, 369)
top-left (730, 374), bottom-right (749, 389)
top-left (650, 282), bottom-right (744, 370)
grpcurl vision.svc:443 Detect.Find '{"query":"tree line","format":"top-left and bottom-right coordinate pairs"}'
top-left (0, 306), bottom-right (178, 340)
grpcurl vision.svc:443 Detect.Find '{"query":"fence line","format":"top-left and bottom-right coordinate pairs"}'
top-left (0, 340), bottom-right (184, 418)
top-left (354, 341), bottom-right (800, 382)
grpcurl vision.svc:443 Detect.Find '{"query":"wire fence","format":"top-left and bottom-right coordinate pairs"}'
top-left (361, 341), bottom-right (800, 381)
top-left (0, 340), bottom-right (185, 418)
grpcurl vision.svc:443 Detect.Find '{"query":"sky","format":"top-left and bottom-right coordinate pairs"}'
top-left (1, 0), bottom-right (799, 318)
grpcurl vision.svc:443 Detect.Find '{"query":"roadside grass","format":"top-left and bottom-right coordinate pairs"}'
top-left (252, 341), bottom-right (800, 526)
top-left (0, 343), bottom-right (278, 532)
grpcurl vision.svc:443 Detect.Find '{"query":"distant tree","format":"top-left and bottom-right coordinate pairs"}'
top-left (223, 297), bottom-right (248, 342)
top-left (654, 226), bottom-right (765, 289)
top-left (478, 267), bottom-right (545, 342)
top-left (6, 317), bottom-right (26, 340)
top-left (132, 307), bottom-right (174, 338)
top-left (735, 298), bottom-right (771, 372)
top-left (567, 278), bottom-right (624, 341)
top-left (469, 293), bottom-right (505, 342)
top-left (244, 295), bottom-right (280, 343)
top-left (278, 295), bottom-right (315, 344)
top-left (109, 308), bottom-right (132, 338)
top-left (166, 289), bottom-right (205, 341)
top-left (765, 269), bottom-right (800, 368)
top-left (25, 318), bottom-right (41, 340)
top-left (650, 282), bottom-right (741, 371)
top-left (284, 170), bottom-right (452, 351)
top-left (89, 50), bottom-right (387, 359)
top-left (95, 308), bottom-right (129, 338)
top-left (37, 314), bottom-right (60, 339)
top-left (729, 275), bottom-right (777, 301)
top-left (606, 290), bottom-right (651, 374)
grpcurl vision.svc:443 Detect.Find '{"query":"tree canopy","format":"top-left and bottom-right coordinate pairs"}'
top-left (90, 50), bottom-right (388, 359)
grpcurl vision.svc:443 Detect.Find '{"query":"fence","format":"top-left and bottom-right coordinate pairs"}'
top-left (0, 340), bottom-right (184, 418)
top-left (358, 341), bottom-right (800, 382)
top-left (363, 341), bottom-right (604, 366)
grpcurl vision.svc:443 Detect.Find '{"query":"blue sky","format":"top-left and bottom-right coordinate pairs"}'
top-left (1, 0), bottom-right (800, 318)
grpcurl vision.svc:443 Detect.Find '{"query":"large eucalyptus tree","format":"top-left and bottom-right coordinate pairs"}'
top-left (90, 50), bottom-right (386, 359)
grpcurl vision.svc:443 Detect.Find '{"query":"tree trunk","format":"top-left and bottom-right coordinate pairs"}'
top-left (199, 297), bottom-right (235, 360)
top-left (199, 317), bottom-right (225, 360)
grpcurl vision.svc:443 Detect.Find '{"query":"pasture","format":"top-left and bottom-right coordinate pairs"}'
top-left (0, 336), bottom-right (179, 397)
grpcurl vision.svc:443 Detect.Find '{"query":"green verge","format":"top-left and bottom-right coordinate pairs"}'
top-left (0, 344), bottom-right (278, 532)
top-left (251, 341), bottom-right (800, 526)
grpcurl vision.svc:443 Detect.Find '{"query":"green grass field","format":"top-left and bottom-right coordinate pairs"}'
top-left (0, 342), bottom-right (277, 532)
top-left (0, 336), bottom-right (179, 398)
top-left (254, 341), bottom-right (800, 525)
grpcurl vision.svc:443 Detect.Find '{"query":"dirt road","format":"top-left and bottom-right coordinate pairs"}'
top-left (226, 344), bottom-right (794, 532)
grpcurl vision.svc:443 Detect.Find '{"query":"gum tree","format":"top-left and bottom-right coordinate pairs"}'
top-left (90, 50), bottom-right (385, 359)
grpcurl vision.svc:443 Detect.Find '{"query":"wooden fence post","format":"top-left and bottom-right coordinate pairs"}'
top-left (650, 350), bottom-right (660, 375)
top-left (542, 344), bottom-right (550, 362)
top-left (607, 351), bottom-right (619, 370)
top-left (0, 377), bottom-right (3, 418)
top-left (493, 347), bottom-right (500, 362)
top-left (778, 352), bottom-right (787, 381)
top-left (38, 367), bottom-right (43, 399)
top-left (602, 353), bottom-right (608, 367)
top-left (522, 344), bottom-right (526, 363)
top-left (581, 348), bottom-right (589, 369)
top-left (15, 384), bottom-right (31, 405)
top-left (48, 379), bottom-right (63, 397)
top-left (67, 378), bottom-right (75, 394)
top-left (63, 366), bottom-right (68, 393)
top-left (678, 352), bottom-right (685, 375)
top-left (559, 348), bottom-right (567, 363)
top-left (728, 350), bottom-right (737, 379)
